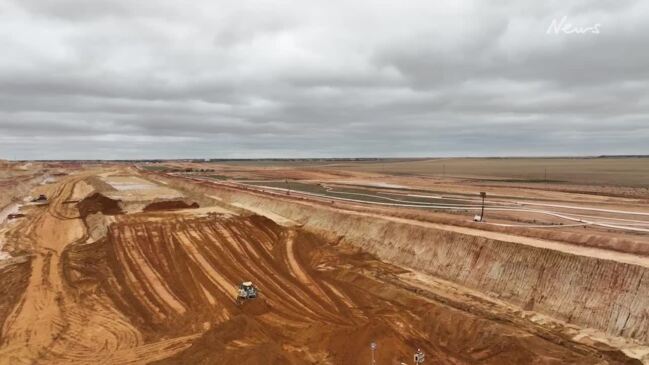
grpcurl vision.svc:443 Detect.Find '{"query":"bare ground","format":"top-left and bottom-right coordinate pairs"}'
top-left (0, 167), bottom-right (646, 364)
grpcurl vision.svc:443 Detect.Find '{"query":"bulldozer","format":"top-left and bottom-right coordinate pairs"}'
top-left (236, 281), bottom-right (258, 304)
top-left (32, 194), bottom-right (47, 202)
top-left (31, 194), bottom-right (49, 205)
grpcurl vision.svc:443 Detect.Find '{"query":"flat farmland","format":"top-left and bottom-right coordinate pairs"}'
top-left (327, 157), bottom-right (649, 187)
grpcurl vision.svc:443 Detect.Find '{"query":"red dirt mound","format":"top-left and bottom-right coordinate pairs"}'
top-left (142, 200), bottom-right (199, 212)
top-left (77, 193), bottom-right (123, 218)
top-left (60, 213), bottom-right (634, 364)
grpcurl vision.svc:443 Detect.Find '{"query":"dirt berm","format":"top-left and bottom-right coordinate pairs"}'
top-left (171, 180), bottom-right (649, 343)
top-left (77, 193), bottom-right (123, 218)
top-left (62, 213), bottom-right (640, 364)
top-left (143, 200), bottom-right (199, 212)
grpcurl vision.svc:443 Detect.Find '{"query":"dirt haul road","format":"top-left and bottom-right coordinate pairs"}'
top-left (0, 172), bottom-right (643, 364)
top-left (0, 175), bottom-right (195, 364)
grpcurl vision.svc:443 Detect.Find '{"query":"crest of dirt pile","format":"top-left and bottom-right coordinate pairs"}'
top-left (142, 200), bottom-right (199, 212)
top-left (58, 211), bottom-right (636, 364)
top-left (77, 193), bottom-right (123, 218)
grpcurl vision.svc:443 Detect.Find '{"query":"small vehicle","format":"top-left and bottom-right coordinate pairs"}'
top-left (236, 281), bottom-right (258, 303)
top-left (32, 194), bottom-right (48, 202)
top-left (414, 349), bottom-right (425, 364)
top-left (30, 194), bottom-right (49, 206)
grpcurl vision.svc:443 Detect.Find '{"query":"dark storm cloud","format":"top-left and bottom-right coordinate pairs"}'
top-left (0, 0), bottom-right (647, 159)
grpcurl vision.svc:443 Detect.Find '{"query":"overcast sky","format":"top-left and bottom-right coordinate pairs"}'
top-left (0, 0), bottom-right (647, 159)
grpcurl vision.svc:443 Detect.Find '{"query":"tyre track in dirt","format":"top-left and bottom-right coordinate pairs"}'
top-left (1, 169), bottom-right (643, 364)
top-left (0, 178), bottom-right (81, 363)
top-left (99, 212), bottom-right (636, 364)
top-left (0, 175), bottom-right (148, 364)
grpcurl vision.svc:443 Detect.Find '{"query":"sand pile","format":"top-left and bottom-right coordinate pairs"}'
top-left (59, 213), bottom-right (636, 364)
top-left (197, 184), bottom-right (649, 344)
top-left (142, 200), bottom-right (200, 212)
top-left (76, 193), bottom-right (123, 218)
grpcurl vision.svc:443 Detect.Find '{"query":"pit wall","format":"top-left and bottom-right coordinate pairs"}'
top-left (158, 177), bottom-right (649, 343)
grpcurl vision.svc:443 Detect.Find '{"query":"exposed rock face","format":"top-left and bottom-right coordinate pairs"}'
top-left (3, 170), bottom-right (644, 364)
top-left (63, 213), bottom-right (635, 364)
top-left (206, 185), bottom-right (649, 343)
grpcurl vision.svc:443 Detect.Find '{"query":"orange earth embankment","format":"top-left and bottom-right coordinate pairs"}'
top-left (62, 213), bottom-right (637, 364)
top-left (1, 172), bottom-right (645, 364)
top-left (163, 177), bottom-right (649, 343)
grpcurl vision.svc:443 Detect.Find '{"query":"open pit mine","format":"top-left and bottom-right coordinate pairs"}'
top-left (1, 163), bottom-right (648, 364)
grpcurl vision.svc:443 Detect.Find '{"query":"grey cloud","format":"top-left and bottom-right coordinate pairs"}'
top-left (0, 0), bottom-right (647, 159)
